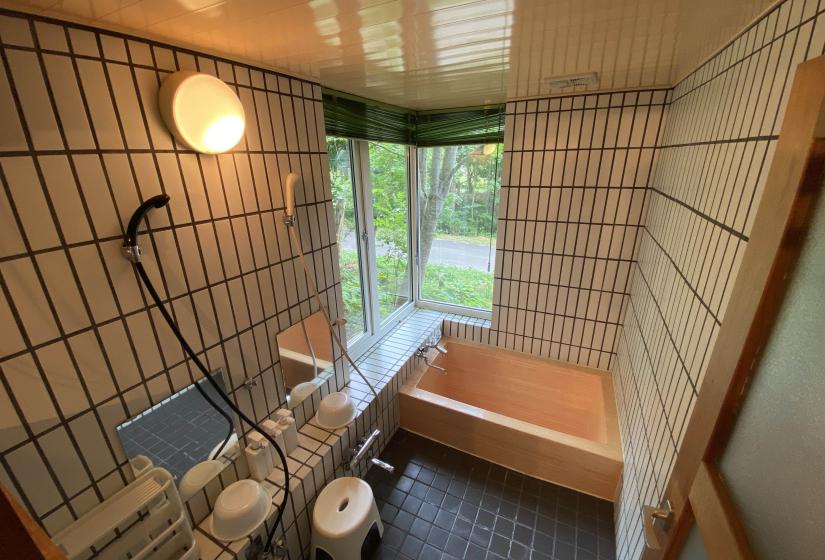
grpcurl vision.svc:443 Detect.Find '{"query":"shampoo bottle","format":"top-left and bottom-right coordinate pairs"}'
top-left (277, 416), bottom-right (299, 455)
top-left (245, 441), bottom-right (269, 482)
top-left (248, 432), bottom-right (274, 474)
top-left (262, 419), bottom-right (286, 457)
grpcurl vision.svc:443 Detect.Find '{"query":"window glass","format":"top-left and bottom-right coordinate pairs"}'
top-left (417, 144), bottom-right (502, 310)
top-left (328, 137), bottom-right (366, 339)
top-left (366, 141), bottom-right (412, 321)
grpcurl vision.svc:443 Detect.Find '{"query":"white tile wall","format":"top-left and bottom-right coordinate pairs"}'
top-left (492, 91), bottom-right (668, 370)
top-left (0, 9), bottom-right (350, 555)
top-left (190, 309), bottom-right (447, 559)
top-left (612, 1), bottom-right (825, 558)
top-left (3, 1), bottom-right (825, 558)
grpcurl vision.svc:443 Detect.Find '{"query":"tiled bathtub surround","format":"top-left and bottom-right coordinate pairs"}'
top-left (0, 7), bottom-right (349, 543)
top-left (493, 90), bottom-right (667, 370)
top-left (612, 1), bottom-right (825, 558)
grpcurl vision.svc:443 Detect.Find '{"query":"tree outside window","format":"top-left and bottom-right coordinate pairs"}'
top-left (329, 137), bottom-right (501, 351)
top-left (418, 144), bottom-right (502, 310)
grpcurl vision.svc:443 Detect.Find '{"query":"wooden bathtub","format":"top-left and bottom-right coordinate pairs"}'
top-left (399, 338), bottom-right (623, 500)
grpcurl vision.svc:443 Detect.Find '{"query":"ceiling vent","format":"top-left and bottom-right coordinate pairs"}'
top-left (544, 72), bottom-right (599, 89)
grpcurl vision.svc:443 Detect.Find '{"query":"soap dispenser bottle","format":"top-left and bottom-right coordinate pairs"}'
top-left (245, 436), bottom-right (270, 482)
top-left (277, 416), bottom-right (299, 455)
top-left (262, 419), bottom-right (286, 456)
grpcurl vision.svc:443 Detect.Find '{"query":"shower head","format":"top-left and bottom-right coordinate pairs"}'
top-left (284, 172), bottom-right (301, 225)
top-left (122, 194), bottom-right (170, 262)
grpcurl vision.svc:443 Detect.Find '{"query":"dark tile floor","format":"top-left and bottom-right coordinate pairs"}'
top-left (365, 430), bottom-right (615, 560)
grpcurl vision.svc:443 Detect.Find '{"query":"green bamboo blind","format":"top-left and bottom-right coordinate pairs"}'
top-left (322, 88), bottom-right (504, 146)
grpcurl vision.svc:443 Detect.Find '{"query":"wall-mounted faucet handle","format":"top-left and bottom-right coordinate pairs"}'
top-left (348, 429), bottom-right (381, 471)
top-left (243, 378), bottom-right (259, 390)
top-left (370, 457), bottom-right (395, 473)
top-left (419, 341), bottom-right (447, 354)
top-left (416, 346), bottom-right (447, 373)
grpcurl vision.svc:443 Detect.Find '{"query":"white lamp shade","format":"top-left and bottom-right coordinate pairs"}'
top-left (158, 71), bottom-right (245, 154)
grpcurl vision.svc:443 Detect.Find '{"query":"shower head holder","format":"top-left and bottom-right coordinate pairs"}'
top-left (122, 244), bottom-right (142, 263)
top-left (122, 194), bottom-right (171, 263)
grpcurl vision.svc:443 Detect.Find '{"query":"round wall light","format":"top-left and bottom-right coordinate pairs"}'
top-left (158, 71), bottom-right (245, 154)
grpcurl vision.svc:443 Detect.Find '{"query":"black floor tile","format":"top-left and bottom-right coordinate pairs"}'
top-left (493, 516), bottom-right (514, 538)
top-left (418, 502), bottom-right (438, 522)
top-left (489, 533), bottom-right (510, 557)
top-left (365, 430), bottom-right (615, 560)
top-left (401, 534), bottom-right (424, 558)
top-left (428, 525), bottom-right (450, 549)
top-left (445, 534), bottom-right (469, 557)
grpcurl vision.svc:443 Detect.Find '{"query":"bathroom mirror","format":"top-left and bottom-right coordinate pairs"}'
top-left (277, 311), bottom-right (335, 409)
top-left (116, 369), bottom-right (239, 492)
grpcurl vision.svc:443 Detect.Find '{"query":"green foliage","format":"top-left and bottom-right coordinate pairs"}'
top-left (338, 249), bottom-right (365, 338)
top-left (340, 249), bottom-right (491, 320)
top-left (328, 137), bottom-right (357, 243)
top-left (366, 142), bottom-right (411, 317)
top-left (339, 249), bottom-right (410, 323)
top-left (367, 142), bottom-right (410, 256)
top-left (331, 138), bottom-right (500, 321)
top-left (420, 262), bottom-right (493, 310)
top-left (418, 144), bottom-right (502, 239)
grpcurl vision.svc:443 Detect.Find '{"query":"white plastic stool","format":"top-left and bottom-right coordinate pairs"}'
top-left (311, 477), bottom-right (383, 560)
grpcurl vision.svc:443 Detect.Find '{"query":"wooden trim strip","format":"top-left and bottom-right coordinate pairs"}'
top-left (0, 485), bottom-right (66, 560)
top-left (707, 136), bottom-right (825, 461)
top-left (688, 463), bottom-right (752, 560)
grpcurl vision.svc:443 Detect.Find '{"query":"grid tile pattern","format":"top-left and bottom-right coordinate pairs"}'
top-left (442, 316), bottom-right (493, 345)
top-left (612, 1), bottom-right (825, 558)
top-left (491, 91), bottom-right (668, 370)
top-left (0, 8), bottom-right (349, 541)
top-left (367, 429), bottom-right (615, 560)
top-left (116, 377), bottom-right (235, 480)
top-left (191, 309), bottom-right (448, 559)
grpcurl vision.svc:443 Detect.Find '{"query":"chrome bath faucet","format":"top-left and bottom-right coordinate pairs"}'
top-left (416, 342), bottom-right (448, 373)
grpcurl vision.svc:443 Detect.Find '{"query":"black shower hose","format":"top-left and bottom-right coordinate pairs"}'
top-left (133, 261), bottom-right (289, 556)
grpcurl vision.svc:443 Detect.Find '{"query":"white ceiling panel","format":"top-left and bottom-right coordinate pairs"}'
top-left (0, 0), bottom-right (776, 109)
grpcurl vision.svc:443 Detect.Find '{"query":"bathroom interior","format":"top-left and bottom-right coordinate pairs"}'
top-left (1, 0), bottom-right (824, 559)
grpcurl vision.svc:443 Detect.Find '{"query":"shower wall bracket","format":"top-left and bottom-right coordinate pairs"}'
top-left (122, 244), bottom-right (142, 263)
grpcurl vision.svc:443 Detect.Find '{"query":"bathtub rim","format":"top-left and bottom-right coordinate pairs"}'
top-left (401, 337), bottom-right (623, 463)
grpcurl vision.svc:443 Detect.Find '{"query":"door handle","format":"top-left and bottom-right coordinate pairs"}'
top-left (643, 499), bottom-right (673, 551)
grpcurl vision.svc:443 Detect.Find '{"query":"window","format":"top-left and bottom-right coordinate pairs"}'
top-left (417, 144), bottom-right (502, 313)
top-left (328, 137), bottom-right (501, 355)
top-left (328, 137), bottom-right (414, 354)
top-left (365, 141), bottom-right (412, 321)
top-left (328, 137), bottom-right (366, 340)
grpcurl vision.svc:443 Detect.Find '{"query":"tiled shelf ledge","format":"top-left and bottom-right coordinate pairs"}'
top-left (192, 308), bottom-right (457, 559)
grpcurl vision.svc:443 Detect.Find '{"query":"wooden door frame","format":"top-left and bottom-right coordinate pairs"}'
top-left (1, 485), bottom-right (66, 559)
top-left (642, 54), bottom-right (825, 559)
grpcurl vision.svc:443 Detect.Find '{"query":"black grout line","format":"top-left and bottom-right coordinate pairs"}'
top-left (498, 91), bottom-right (664, 367)
top-left (0, 148), bottom-right (328, 157)
top-left (610, 3), bottom-right (825, 557)
top-left (1, 36), bottom-right (114, 519)
top-left (0, 10), bottom-right (337, 535)
top-left (2, 2), bottom-right (823, 557)
top-left (573, 92), bottom-right (628, 366)
top-left (368, 430), bottom-right (615, 560)
top-left (0, 8), bottom-right (325, 97)
top-left (591, 93), bottom-right (640, 366)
